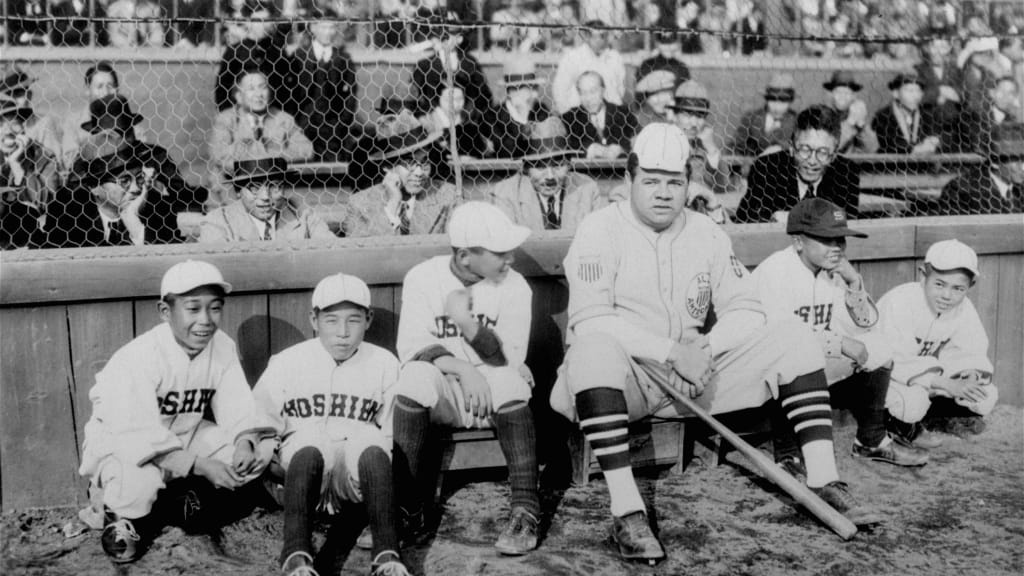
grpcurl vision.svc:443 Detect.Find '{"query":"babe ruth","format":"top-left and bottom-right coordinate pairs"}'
top-left (254, 273), bottom-right (410, 576)
top-left (751, 198), bottom-right (929, 470)
top-left (550, 123), bottom-right (882, 564)
top-left (391, 201), bottom-right (541, 556)
top-left (78, 260), bottom-right (275, 564)
top-left (878, 239), bottom-right (998, 443)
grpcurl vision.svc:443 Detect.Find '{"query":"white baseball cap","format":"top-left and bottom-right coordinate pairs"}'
top-left (160, 260), bottom-right (232, 299)
top-left (448, 201), bottom-right (532, 253)
top-left (925, 239), bottom-right (979, 278)
top-left (633, 122), bottom-right (690, 174)
top-left (312, 273), bottom-right (372, 311)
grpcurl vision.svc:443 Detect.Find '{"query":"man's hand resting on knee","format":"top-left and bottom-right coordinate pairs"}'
top-left (667, 338), bottom-right (713, 398)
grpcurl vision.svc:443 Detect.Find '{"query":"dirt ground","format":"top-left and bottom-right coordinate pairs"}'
top-left (3, 405), bottom-right (1022, 576)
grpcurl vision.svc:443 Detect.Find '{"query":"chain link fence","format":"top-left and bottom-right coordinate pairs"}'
top-left (1, 0), bottom-right (1022, 251)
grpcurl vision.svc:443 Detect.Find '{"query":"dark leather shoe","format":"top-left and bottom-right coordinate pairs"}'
top-left (853, 438), bottom-right (929, 467)
top-left (811, 481), bottom-right (884, 527)
top-left (609, 511), bottom-right (666, 564)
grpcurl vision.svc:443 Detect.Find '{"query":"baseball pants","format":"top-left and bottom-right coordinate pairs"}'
top-left (395, 361), bottom-right (533, 428)
top-left (550, 317), bottom-right (826, 422)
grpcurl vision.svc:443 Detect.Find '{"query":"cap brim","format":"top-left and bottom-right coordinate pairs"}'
top-left (163, 280), bottom-right (233, 298)
top-left (314, 297), bottom-right (371, 311)
top-left (502, 79), bottom-right (547, 87)
top-left (807, 227), bottom-right (868, 239)
top-left (823, 82), bottom-right (862, 91)
top-left (480, 224), bottom-right (532, 253)
top-left (521, 149), bottom-right (579, 163)
top-left (372, 130), bottom-right (443, 161)
top-left (227, 168), bottom-right (297, 185)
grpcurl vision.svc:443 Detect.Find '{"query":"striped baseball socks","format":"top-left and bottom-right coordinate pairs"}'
top-left (576, 388), bottom-right (645, 517)
top-left (494, 401), bottom-right (540, 516)
top-left (777, 370), bottom-right (839, 488)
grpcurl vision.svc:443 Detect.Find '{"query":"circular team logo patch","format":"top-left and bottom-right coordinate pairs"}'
top-left (686, 273), bottom-right (712, 319)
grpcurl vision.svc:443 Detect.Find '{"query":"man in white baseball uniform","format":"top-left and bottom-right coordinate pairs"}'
top-left (254, 273), bottom-right (409, 576)
top-left (550, 123), bottom-right (881, 563)
top-left (78, 260), bottom-right (275, 564)
top-left (878, 239), bottom-right (998, 442)
top-left (751, 198), bottom-right (930, 472)
top-left (391, 201), bottom-right (541, 556)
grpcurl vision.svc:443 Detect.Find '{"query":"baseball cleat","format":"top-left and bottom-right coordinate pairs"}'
top-left (357, 508), bottom-right (429, 551)
top-left (811, 481), bottom-right (883, 527)
top-left (370, 550), bottom-right (411, 576)
top-left (101, 518), bottom-right (142, 564)
top-left (281, 550), bottom-right (319, 576)
top-left (609, 510), bottom-right (666, 563)
top-left (494, 507), bottom-right (539, 556)
top-left (852, 438), bottom-right (929, 467)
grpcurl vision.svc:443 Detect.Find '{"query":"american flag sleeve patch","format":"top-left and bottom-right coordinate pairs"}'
top-left (577, 257), bottom-right (604, 284)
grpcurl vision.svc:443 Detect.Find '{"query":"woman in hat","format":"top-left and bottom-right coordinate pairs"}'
top-left (343, 111), bottom-right (458, 238)
top-left (485, 60), bottom-right (553, 159)
top-left (632, 69), bottom-right (677, 130)
top-left (0, 65), bottom-right (62, 164)
top-left (823, 71), bottom-right (879, 154)
top-left (199, 157), bottom-right (333, 242)
top-left (1, 100), bottom-right (60, 214)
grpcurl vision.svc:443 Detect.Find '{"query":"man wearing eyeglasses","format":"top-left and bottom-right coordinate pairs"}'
top-left (735, 105), bottom-right (860, 224)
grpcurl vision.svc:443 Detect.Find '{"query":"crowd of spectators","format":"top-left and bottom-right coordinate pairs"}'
top-left (1, 1), bottom-right (1022, 252)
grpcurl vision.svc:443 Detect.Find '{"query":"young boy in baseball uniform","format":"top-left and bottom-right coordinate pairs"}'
top-left (78, 260), bottom-right (275, 564)
top-left (751, 198), bottom-right (929, 472)
top-left (254, 273), bottom-right (409, 576)
top-left (551, 123), bottom-right (881, 564)
top-left (391, 201), bottom-right (541, 556)
top-left (878, 239), bottom-right (998, 443)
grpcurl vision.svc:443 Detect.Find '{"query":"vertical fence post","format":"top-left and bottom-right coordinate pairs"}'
top-left (88, 0), bottom-right (96, 47)
top-left (171, 0), bottom-right (179, 46)
top-left (213, 0), bottom-right (221, 49)
top-left (475, 0), bottom-right (484, 51)
top-left (2, 0), bottom-right (8, 48)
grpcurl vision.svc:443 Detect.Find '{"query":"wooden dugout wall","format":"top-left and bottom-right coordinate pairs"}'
top-left (1, 215), bottom-right (1021, 511)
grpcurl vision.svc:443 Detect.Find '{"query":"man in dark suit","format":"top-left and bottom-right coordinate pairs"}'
top-left (729, 73), bottom-right (798, 157)
top-left (937, 123), bottom-right (1023, 215)
top-left (735, 105), bottom-right (860, 224)
top-left (635, 30), bottom-right (690, 88)
top-left (411, 12), bottom-right (493, 117)
top-left (287, 18), bottom-right (358, 162)
top-left (561, 70), bottom-right (635, 159)
top-left (214, 0), bottom-right (287, 112)
top-left (871, 73), bottom-right (941, 155)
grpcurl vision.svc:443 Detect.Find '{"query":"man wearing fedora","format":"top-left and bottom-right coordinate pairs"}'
top-left (209, 68), bottom-right (314, 203)
top-left (0, 64), bottom-right (62, 164)
top-left (1, 98), bottom-right (60, 215)
top-left (552, 23), bottom-right (626, 114)
top-left (485, 60), bottom-right (553, 159)
top-left (343, 111), bottom-right (459, 238)
top-left (199, 157), bottom-right (333, 242)
top-left (635, 30), bottom-right (691, 90)
top-left (411, 12), bottom-right (493, 118)
top-left (61, 62), bottom-right (145, 171)
top-left (823, 71), bottom-right (879, 154)
top-left (561, 70), bottom-right (635, 160)
top-left (729, 73), bottom-right (798, 157)
top-left (871, 73), bottom-right (942, 155)
top-left (937, 123), bottom-right (1024, 215)
top-left (74, 94), bottom-right (208, 215)
top-left (37, 132), bottom-right (186, 248)
top-left (631, 69), bottom-right (677, 130)
top-left (735, 105), bottom-right (860, 224)
top-left (669, 80), bottom-right (731, 223)
top-left (489, 116), bottom-right (605, 233)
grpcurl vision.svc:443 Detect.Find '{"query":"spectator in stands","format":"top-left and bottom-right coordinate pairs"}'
top-left (735, 105), bottom-right (860, 224)
top-left (50, 0), bottom-right (106, 46)
top-left (552, 22), bottom-right (626, 114)
top-left (676, 0), bottom-right (703, 54)
top-left (872, 73), bottom-right (941, 155)
top-left (958, 37), bottom-right (1013, 112)
top-left (1, 65), bottom-right (62, 163)
top-left (937, 124), bottom-right (1023, 215)
top-left (966, 76), bottom-right (1022, 158)
top-left (728, 0), bottom-right (767, 55)
top-left (489, 0), bottom-right (541, 52)
top-left (917, 33), bottom-right (962, 110)
top-left (669, 80), bottom-right (731, 223)
top-left (170, 0), bottom-right (215, 46)
top-left (632, 70), bottom-right (677, 130)
top-left (199, 157), bottom-right (333, 242)
top-left (62, 62), bottom-right (145, 170)
top-left (486, 60), bottom-right (552, 159)
top-left (214, 0), bottom-right (288, 112)
top-left (561, 70), bottom-right (635, 160)
top-left (209, 69), bottom-right (314, 202)
top-left (288, 17), bottom-right (358, 162)
top-left (699, 2), bottom-right (729, 56)
top-left (0, 100), bottom-right (60, 215)
top-left (343, 111), bottom-right (458, 237)
top-left (419, 85), bottom-right (491, 159)
top-left (536, 0), bottom-right (578, 51)
top-left (38, 131), bottom-right (187, 248)
top-left (106, 0), bottom-right (165, 48)
top-left (824, 71), bottom-right (879, 154)
top-left (489, 116), bottom-right (603, 233)
top-left (730, 74), bottom-right (798, 157)
top-left (412, 11), bottom-right (494, 118)
top-left (636, 30), bottom-right (690, 88)
top-left (6, 0), bottom-right (50, 45)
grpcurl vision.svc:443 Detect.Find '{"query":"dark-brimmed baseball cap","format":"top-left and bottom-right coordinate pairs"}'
top-left (786, 198), bottom-right (867, 238)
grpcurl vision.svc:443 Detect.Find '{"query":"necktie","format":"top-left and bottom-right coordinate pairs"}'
top-left (543, 196), bottom-right (560, 230)
top-left (397, 201), bottom-right (411, 235)
top-left (262, 220), bottom-right (272, 241)
top-left (253, 115), bottom-right (264, 142)
top-left (108, 219), bottom-right (129, 245)
top-left (808, 181), bottom-right (817, 198)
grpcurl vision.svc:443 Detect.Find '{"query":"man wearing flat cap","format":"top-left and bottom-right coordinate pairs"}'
top-left (730, 73), bottom-right (798, 157)
top-left (871, 73), bottom-right (942, 155)
top-left (632, 69), bottom-right (677, 130)
top-left (485, 60), bottom-right (553, 159)
top-left (824, 71), bottom-right (878, 154)
top-left (561, 70), bottom-right (635, 160)
top-left (489, 116), bottom-right (605, 233)
top-left (552, 22), bottom-right (626, 114)
top-left (199, 157), bottom-right (333, 242)
top-left (936, 123), bottom-right (1023, 215)
top-left (343, 111), bottom-right (459, 238)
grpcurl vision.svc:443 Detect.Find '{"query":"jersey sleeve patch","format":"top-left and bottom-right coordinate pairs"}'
top-left (730, 255), bottom-right (747, 278)
top-left (576, 256), bottom-right (604, 284)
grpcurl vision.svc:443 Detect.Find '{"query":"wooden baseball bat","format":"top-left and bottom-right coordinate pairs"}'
top-left (651, 378), bottom-right (859, 541)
